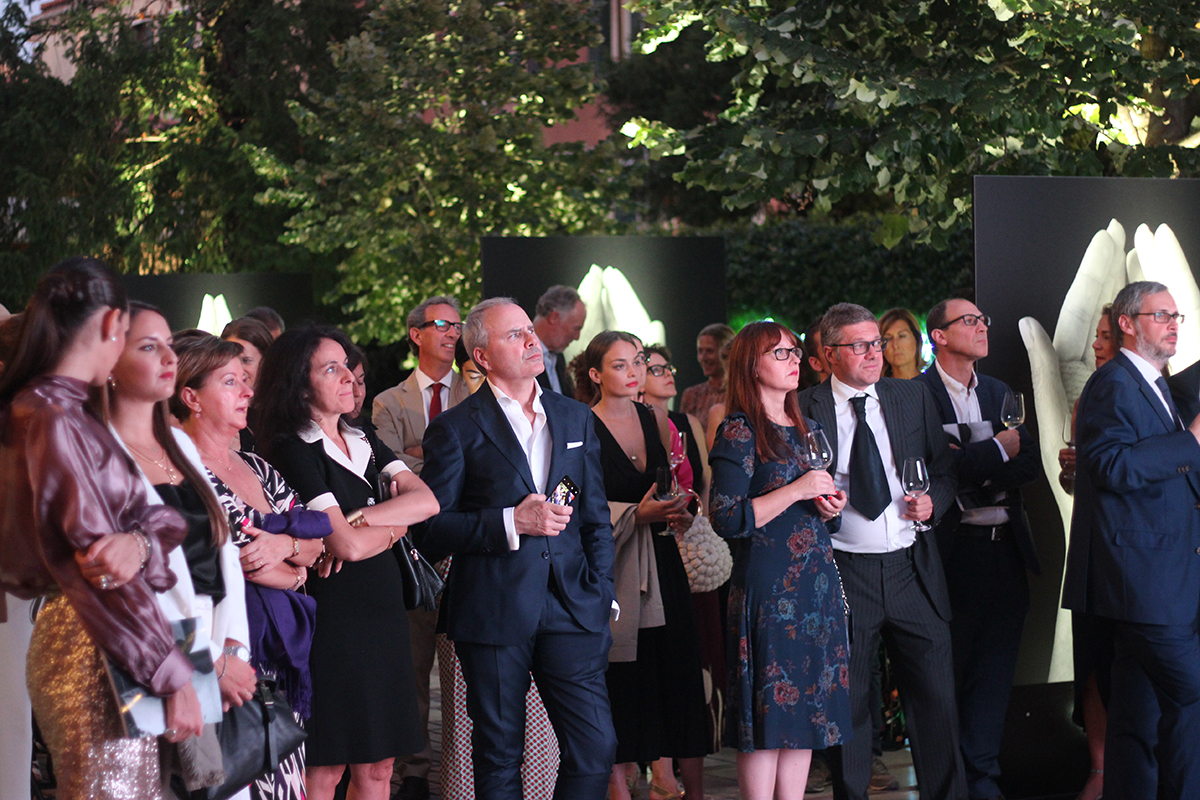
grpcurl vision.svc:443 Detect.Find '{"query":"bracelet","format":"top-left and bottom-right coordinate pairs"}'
top-left (291, 536), bottom-right (300, 557)
top-left (217, 656), bottom-right (228, 680)
top-left (132, 530), bottom-right (151, 570)
top-left (346, 509), bottom-right (368, 528)
top-left (291, 566), bottom-right (305, 591)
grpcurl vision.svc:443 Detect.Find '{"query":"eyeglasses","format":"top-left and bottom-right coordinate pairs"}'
top-left (828, 339), bottom-right (887, 355)
top-left (764, 347), bottom-right (803, 361)
top-left (417, 319), bottom-right (463, 332)
top-left (647, 363), bottom-right (677, 377)
top-left (938, 313), bottom-right (990, 329)
top-left (1131, 311), bottom-right (1185, 324)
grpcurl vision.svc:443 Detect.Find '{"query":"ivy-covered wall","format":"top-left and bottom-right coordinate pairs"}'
top-left (718, 220), bottom-right (975, 331)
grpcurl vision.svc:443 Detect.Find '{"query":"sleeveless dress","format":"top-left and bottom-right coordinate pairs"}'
top-left (708, 413), bottom-right (852, 751)
top-left (594, 403), bottom-right (710, 763)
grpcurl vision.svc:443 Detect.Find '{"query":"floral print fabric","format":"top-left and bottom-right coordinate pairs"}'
top-left (709, 413), bottom-right (852, 752)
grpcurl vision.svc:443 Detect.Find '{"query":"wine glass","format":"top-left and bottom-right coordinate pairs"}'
top-left (1059, 412), bottom-right (1076, 495)
top-left (668, 429), bottom-right (687, 494)
top-left (804, 429), bottom-right (833, 471)
top-left (1001, 391), bottom-right (1025, 430)
top-left (901, 457), bottom-right (931, 532)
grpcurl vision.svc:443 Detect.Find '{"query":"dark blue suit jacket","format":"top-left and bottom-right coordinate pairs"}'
top-left (416, 382), bottom-right (615, 646)
top-left (1062, 352), bottom-right (1200, 626)
top-left (1168, 358), bottom-right (1200, 427)
top-left (914, 367), bottom-right (1041, 574)
top-left (799, 377), bottom-right (957, 620)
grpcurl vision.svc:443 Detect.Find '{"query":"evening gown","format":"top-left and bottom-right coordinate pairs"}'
top-left (594, 403), bottom-right (710, 763)
top-left (268, 425), bottom-right (421, 766)
top-left (708, 413), bottom-right (852, 751)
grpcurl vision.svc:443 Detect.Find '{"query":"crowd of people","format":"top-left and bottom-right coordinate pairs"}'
top-left (1, 255), bottom-right (1196, 800)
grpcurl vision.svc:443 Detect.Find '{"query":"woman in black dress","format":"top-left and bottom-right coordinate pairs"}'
top-left (576, 331), bottom-right (710, 800)
top-left (254, 325), bottom-right (439, 800)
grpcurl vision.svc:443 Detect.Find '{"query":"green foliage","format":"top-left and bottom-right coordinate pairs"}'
top-left (721, 218), bottom-right (974, 329)
top-left (260, 0), bottom-right (627, 343)
top-left (0, 0), bottom-right (361, 310)
top-left (625, 0), bottom-right (1200, 247)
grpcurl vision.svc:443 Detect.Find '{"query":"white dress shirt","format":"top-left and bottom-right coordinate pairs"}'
top-left (933, 361), bottom-right (1010, 526)
top-left (414, 367), bottom-right (454, 425)
top-left (828, 375), bottom-right (916, 553)
top-left (490, 379), bottom-right (552, 551)
top-left (1121, 347), bottom-right (1175, 420)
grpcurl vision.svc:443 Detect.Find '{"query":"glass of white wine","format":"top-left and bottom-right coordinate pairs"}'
top-left (902, 457), bottom-right (931, 532)
top-left (1001, 391), bottom-right (1025, 430)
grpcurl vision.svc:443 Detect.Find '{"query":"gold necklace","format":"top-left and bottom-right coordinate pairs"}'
top-left (128, 442), bottom-right (181, 483)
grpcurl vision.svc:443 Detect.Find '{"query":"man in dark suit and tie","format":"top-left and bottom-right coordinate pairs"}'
top-left (418, 297), bottom-right (617, 800)
top-left (1064, 281), bottom-right (1200, 799)
top-left (917, 298), bottom-right (1041, 800)
top-left (532, 285), bottom-right (587, 396)
top-left (800, 302), bottom-right (965, 800)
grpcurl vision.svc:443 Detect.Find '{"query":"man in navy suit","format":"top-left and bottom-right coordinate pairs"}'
top-left (417, 297), bottom-right (617, 800)
top-left (1063, 281), bottom-right (1200, 799)
top-left (917, 298), bottom-right (1041, 800)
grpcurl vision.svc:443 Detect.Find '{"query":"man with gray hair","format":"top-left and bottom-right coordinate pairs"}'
top-left (532, 285), bottom-right (587, 396)
top-left (419, 297), bottom-right (617, 799)
top-left (800, 302), bottom-right (964, 800)
top-left (372, 294), bottom-right (471, 800)
top-left (1064, 280), bottom-right (1200, 798)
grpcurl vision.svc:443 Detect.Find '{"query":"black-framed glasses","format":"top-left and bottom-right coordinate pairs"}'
top-left (765, 346), bottom-right (803, 361)
top-left (1131, 311), bottom-right (1185, 324)
top-left (828, 339), bottom-right (887, 355)
top-left (417, 319), bottom-right (463, 332)
top-left (938, 313), bottom-right (990, 329)
top-left (647, 363), bottom-right (677, 377)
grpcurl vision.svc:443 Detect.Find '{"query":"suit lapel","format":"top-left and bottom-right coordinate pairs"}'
top-left (919, 369), bottom-right (955, 426)
top-left (544, 394), bottom-right (566, 491)
top-left (877, 380), bottom-right (906, 476)
top-left (472, 384), bottom-right (538, 493)
top-left (400, 372), bottom-right (427, 440)
top-left (1116, 353), bottom-right (1175, 433)
top-left (807, 384), bottom-right (839, 475)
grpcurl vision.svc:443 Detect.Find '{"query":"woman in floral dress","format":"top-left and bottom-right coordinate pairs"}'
top-left (708, 321), bottom-right (853, 800)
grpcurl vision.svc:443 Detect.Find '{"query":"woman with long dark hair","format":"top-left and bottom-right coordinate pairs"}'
top-left (254, 325), bottom-right (439, 800)
top-left (0, 258), bottom-right (201, 798)
top-left (708, 321), bottom-right (852, 800)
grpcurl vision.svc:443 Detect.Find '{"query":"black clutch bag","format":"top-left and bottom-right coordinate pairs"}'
top-left (207, 679), bottom-right (306, 800)
top-left (397, 532), bottom-right (444, 611)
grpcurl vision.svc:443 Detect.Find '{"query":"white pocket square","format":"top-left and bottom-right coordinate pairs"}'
top-left (566, 441), bottom-right (583, 449)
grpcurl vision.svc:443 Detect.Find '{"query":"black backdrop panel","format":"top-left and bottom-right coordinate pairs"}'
top-left (481, 236), bottom-right (726, 395)
top-left (121, 273), bottom-right (314, 334)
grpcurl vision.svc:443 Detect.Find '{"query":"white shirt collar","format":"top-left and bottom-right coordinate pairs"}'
top-left (934, 359), bottom-right (978, 396)
top-left (298, 419), bottom-right (375, 486)
top-left (488, 378), bottom-right (545, 413)
top-left (830, 374), bottom-right (879, 406)
top-left (414, 367), bottom-right (452, 393)
top-left (1121, 347), bottom-right (1167, 388)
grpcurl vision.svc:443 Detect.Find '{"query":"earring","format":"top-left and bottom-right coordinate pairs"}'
top-left (108, 377), bottom-right (117, 390)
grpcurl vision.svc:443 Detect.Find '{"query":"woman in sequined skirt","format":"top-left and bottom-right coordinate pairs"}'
top-left (0, 259), bottom-right (202, 799)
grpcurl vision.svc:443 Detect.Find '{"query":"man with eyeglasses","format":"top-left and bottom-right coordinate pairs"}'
top-left (532, 285), bottom-right (587, 397)
top-left (799, 303), bottom-right (964, 800)
top-left (917, 298), bottom-right (1041, 800)
top-left (371, 294), bottom-right (471, 800)
top-left (1064, 281), bottom-right (1200, 799)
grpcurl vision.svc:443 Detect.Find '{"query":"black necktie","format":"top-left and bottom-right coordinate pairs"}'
top-left (1155, 377), bottom-right (1184, 431)
top-left (849, 394), bottom-right (891, 521)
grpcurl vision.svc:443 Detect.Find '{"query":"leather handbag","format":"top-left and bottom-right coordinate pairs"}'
top-left (207, 679), bottom-right (306, 800)
top-left (396, 532), bottom-right (444, 611)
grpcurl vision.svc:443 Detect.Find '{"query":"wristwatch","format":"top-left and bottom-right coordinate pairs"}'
top-left (222, 644), bottom-right (251, 663)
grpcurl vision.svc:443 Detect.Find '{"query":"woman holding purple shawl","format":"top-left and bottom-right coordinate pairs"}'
top-left (172, 332), bottom-right (330, 800)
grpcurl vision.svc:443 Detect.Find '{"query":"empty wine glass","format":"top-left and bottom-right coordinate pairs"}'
top-left (1001, 391), bottom-right (1025, 430)
top-left (668, 429), bottom-right (687, 493)
top-left (902, 457), bottom-right (931, 532)
top-left (804, 429), bottom-right (833, 471)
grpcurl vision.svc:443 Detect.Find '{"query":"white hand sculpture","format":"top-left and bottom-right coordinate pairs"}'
top-left (1018, 220), bottom-right (1200, 682)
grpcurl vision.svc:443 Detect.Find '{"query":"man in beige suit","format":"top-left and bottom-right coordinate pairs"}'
top-left (373, 294), bottom-right (470, 800)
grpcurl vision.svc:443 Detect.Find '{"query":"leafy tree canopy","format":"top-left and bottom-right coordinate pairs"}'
top-left (624, 0), bottom-right (1200, 247)
top-left (258, 0), bottom-right (627, 343)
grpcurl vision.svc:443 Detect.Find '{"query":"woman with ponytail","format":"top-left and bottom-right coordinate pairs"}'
top-left (0, 258), bottom-right (202, 799)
